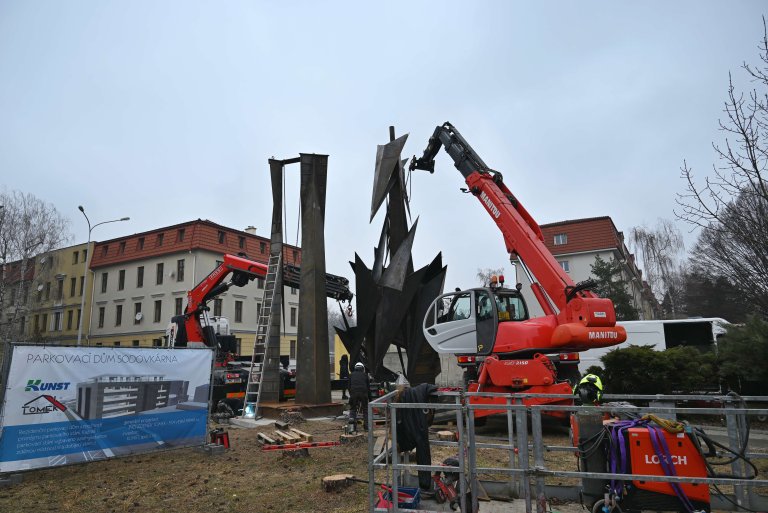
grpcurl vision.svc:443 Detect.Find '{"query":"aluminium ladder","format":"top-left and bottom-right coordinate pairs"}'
top-left (242, 251), bottom-right (282, 418)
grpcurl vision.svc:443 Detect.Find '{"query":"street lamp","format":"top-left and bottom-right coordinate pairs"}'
top-left (76, 206), bottom-right (130, 346)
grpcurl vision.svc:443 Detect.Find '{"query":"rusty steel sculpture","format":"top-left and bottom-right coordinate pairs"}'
top-left (336, 128), bottom-right (446, 385)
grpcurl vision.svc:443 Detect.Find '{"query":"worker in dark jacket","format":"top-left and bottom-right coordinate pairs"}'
top-left (349, 362), bottom-right (371, 430)
top-left (339, 354), bottom-right (350, 400)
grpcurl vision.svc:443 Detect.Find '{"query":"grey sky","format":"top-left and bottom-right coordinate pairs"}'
top-left (1, 1), bottom-right (765, 291)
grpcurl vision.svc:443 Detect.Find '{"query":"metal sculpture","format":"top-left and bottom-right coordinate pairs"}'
top-left (336, 128), bottom-right (446, 385)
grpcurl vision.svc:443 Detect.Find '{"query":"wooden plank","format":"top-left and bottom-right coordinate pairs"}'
top-left (289, 427), bottom-right (313, 442)
top-left (257, 432), bottom-right (276, 445)
top-left (373, 436), bottom-right (385, 456)
top-left (274, 429), bottom-right (300, 443)
top-left (275, 420), bottom-right (290, 430)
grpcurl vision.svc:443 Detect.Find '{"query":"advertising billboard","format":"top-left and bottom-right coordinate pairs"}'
top-left (0, 346), bottom-right (213, 473)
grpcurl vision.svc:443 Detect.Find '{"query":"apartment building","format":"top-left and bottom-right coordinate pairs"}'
top-left (520, 216), bottom-right (659, 319)
top-left (0, 256), bottom-right (36, 341)
top-left (23, 242), bottom-right (94, 344)
top-left (86, 220), bottom-right (302, 357)
top-left (76, 374), bottom-right (190, 419)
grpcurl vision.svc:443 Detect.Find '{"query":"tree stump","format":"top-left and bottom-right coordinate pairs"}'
top-left (321, 474), bottom-right (354, 492)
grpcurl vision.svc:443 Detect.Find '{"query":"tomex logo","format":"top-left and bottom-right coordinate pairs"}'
top-left (25, 379), bottom-right (71, 392)
top-left (22, 395), bottom-right (68, 415)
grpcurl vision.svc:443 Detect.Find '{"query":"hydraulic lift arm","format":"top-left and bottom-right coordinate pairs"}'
top-left (411, 122), bottom-right (625, 344)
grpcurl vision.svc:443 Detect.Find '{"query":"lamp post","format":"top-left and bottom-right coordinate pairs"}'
top-left (76, 206), bottom-right (129, 346)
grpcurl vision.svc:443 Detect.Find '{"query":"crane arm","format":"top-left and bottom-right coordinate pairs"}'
top-left (410, 122), bottom-right (621, 332)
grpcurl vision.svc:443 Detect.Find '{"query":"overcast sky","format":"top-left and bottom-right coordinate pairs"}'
top-left (1, 1), bottom-right (765, 291)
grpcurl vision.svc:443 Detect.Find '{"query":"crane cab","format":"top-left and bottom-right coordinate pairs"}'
top-left (423, 287), bottom-right (528, 356)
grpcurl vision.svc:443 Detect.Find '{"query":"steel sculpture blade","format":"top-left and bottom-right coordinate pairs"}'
top-left (370, 133), bottom-right (408, 222)
top-left (379, 218), bottom-right (418, 291)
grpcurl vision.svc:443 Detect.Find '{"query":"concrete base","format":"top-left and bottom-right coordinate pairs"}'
top-left (229, 417), bottom-right (274, 428)
top-left (193, 443), bottom-right (226, 456)
top-left (0, 474), bottom-right (22, 488)
top-left (259, 400), bottom-right (345, 419)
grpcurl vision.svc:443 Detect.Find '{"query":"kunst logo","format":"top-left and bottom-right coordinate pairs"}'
top-left (25, 379), bottom-right (71, 392)
top-left (22, 395), bottom-right (67, 415)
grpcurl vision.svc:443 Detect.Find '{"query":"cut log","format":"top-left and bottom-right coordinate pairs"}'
top-left (340, 433), bottom-right (366, 444)
top-left (322, 474), bottom-right (354, 492)
top-left (437, 431), bottom-right (456, 441)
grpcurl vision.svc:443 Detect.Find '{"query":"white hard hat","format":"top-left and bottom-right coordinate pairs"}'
top-left (354, 362), bottom-right (364, 370)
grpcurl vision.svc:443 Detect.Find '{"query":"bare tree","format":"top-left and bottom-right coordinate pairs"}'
top-left (0, 190), bottom-right (71, 342)
top-left (676, 20), bottom-right (768, 316)
top-left (476, 267), bottom-right (504, 287)
top-left (629, 219), bottom-right (686, 318)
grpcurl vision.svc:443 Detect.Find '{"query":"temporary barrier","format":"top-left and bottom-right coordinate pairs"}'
top-left (0, 344), bottom-right (213, 473)
top-left (368, 390), bottom-right (768, 513)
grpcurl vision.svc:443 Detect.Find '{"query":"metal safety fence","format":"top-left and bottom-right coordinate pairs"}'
top-left (367, 390), bottom-right (768, 513)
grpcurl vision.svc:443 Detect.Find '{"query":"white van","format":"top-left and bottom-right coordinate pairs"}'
top-left (578, 317), bottom-right (730, 373)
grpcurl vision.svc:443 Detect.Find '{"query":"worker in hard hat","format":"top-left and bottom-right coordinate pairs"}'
top-left (573, 373), bottom-right (604, 405)
top-left (349, 362), bottom-right (371, 431)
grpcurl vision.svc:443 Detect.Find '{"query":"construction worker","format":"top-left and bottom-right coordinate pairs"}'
top-left (349, 362), bottom-right (371, 430)
top-left (573, 373), bottom-right (604, 405)
top-left (339, 354), bottom-right (350, 400)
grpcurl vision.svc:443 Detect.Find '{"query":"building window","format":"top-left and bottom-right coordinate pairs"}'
top-left (55, 279), bottom-right (63, 301)
top-left (218, 231), bottom-right (226, 244)
top-left (154, 300), bottom-right (162, 323)
top-left (79, 276), bottom-right (84, 296)
top-left (44, 282), bottom-right (51, 301)
top-left (70, 277), bottom-right (77, 297)
top-left (118, 269), bottom-right (125, 291)
top-left (290, 286), bottom-right (297, 295)
top-left (114, 341), bottom-right (121, 347)
top-left (157, 233), bottom-right (164, 246)
top-left (101, 272), bottom-right (108, 293)
top-left (152, 338), bottom-right (162, 347)
top-left (235, 301), bottom-right (243, 323)
top-left (292, 249), bottom-right (298, 261)
top-left (138, 237), bottom-right (145, 250)
top-left (72, 251), bottom-right (78, 264)
top-left (134, 303), bottom-right (142, 324)
top-left (77, 309), bottom-right (81, 329)
top-left (115, 305), bottom-right (122, 326)
top-left (559, 260), bottom-right (570, 273)
top-left (290, 307), bottom-right (297, 327)
top-left (118, 241), bottom-right (126, 255)
top-left (102, 245), bottom-right (109, 257)
top-left (177, 259), bottom-right (184, 281)
top-left (290, 340), bottom-right (296, 359)
top-left (137, 266), bottom-right (144, 288)
top-left (214, 298), bottom-right (222, 317)
top-left (172, 297), bottom-right (182, 316)
top-left (178, 228), bottom-right (185, 242)
top-left (156, 263), bottom-right (164, 285)
top-left (132, 340), bottom-right (140, 347)
top-left (238, 236), bottom-right (245, 249)
top-left (256, 302), bottom-right (262, 319)
top-left (42, 313), bottom-right (47, 331)
top-left (82, 248), bottom-right (88, 261)
top-left (67, 310), bottom-right (73, 330)
top-left (257, 277), bottom-right (264, 289)
top-left (260, 241), bottom-right (266, 253)
top-left (97, 307), bottom-right (104, 327)
top-left (553, 233), bottom-right (568, 245)
top-left (54, 312), bottom-right (62, 331)
top-left (34, 315), bottom-right (39, 332)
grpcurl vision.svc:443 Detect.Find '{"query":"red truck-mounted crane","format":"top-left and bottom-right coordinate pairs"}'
top-left (167, 252), bottom-right (354, 364)
top-left (410, 122), bottom-right (627, 418)
top-left (168, 253), bottom-right (268, 352)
